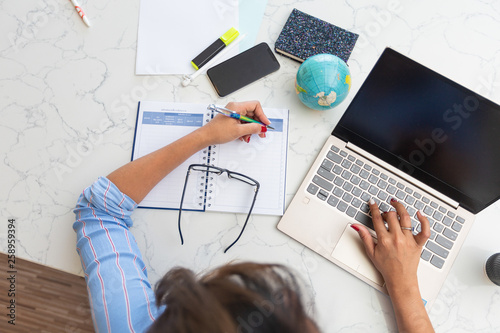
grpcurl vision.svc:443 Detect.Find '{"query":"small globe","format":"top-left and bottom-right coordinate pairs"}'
top-left (295, 54), bottom-right (351, 111)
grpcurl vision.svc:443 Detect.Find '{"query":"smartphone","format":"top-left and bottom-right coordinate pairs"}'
top-left (207, 42), bottom-right (281, 97)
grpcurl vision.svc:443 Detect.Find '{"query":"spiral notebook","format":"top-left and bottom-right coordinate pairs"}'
top-left (131, 101), bottom-right (289, 215)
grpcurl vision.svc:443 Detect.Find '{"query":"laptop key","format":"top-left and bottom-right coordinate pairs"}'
top-left (429, 230), bottom-right (436, 240)
top-left (342, 192), bottom-right (353, 203)
top-left (318, 190), bottom-right (328, 201)
top-left (421, 249), bottom-right (432, 261)
top-left (435, 234), bottom-right (453, 250)
top-left (352, 187), bottom-right (362, 197)
top-left (307, 183), bottom-right (319, 195)
top-left (368, 174), bottom-right (378, 184)
top-left (451, 222), bottom-right (462, 232)
top-left (350, 164), bottom-right (361, 174)
top-left (354, 211), bottom-right (374, 229)
top-left (321, 159), bottom-right (334, 171)
top-left (342, 182), bottom-right (354, 192)
top-left (456, 216), bottom-right (465, 224)
top-left (426, 241), bottom-right (449, 258)
top-left (334, 176), bottom-right (344, 187)
top-left (377, 191), bottom-right (388, 201)
top-left (404, 195), bottom-right (415, 205)
top-left (433, 210), bottom-right (444, 221)
top-left (430, 255), bottom-right (445, 269)
top-left (407, 206), bottom-right (416, 218)
top-left (360, 180), bottom-right (370, 190)
top-left (433, 222), bottom-right (444, 233)
top-left (351, 175), bottom-right (361, 185)
top-left (333, 186), bottom-right (344, 198)
top-left (423, 205), bottom-right (434, 216)
top-left (377, 179), bottom-right (388, 190)
top-left (341, 159), bottom-right (352, 169)
top-left (386, 185), bottom-right (397, 195)
top-left (414, 200), bottom-right (424, 210)
top-left (330, 145), bottom-right (340, 153)
top-left (361, 192), bottom-right (371, 202)
top-left (360, 203), bottom-right (370, 214)
top-left (359, 169), bottom-right (370, 179)
top-left (442, 216), bottom-right (453, 226)
top-left (326, 151), bottom-right (343, 164)
top-left (396, 190), bottom-right (406, 200)
top-left (327, 195), bottom-right (339, 207)
top-left (337, 201), bottom-right (348, 212)
top-left (318, 167), bottom-right (335, 181)
top-left (443, 227), bottom-right (458, 241)
top-left (351, 198), bottom-right (362, 208)
top-left (346, 206), bottom-right (357, 217)
top-left (368, 185), bottom-right (378, 195)
top-left (380, 202), bottom-right (390, 212)
top-left (341, 170), bottom-right (352, 180)
top-left (312, 175), bottom-right (333, 191)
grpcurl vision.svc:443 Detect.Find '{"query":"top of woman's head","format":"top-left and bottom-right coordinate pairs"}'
top-left (147, 262), bottom-right (318, 333)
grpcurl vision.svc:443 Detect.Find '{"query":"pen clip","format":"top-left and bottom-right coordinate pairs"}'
top-left (207, 104), bottom-right (234, 116)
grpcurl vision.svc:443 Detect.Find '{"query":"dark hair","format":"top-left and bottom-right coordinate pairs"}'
top-left (147, 262), bottom-right (318, 333)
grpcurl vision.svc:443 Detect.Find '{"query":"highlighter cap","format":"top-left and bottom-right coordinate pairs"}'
top-left (220, 27), bottom-right (239, 45)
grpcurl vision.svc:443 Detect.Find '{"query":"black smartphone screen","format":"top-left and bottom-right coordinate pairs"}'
top-left (207, 42), bottom-right (281, 97)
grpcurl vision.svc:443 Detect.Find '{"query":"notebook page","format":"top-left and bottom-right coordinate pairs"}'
top-left (132, 101), bottom-right (211, 210)
top-left (207, 108), bottom-right (289, 215)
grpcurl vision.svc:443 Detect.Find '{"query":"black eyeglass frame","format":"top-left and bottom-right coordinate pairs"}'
top-left (178, 164), bottom-right (260, 253)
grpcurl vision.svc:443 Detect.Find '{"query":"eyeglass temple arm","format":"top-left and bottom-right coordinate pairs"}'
top-left (223, 184), bottom-right (260, 253)
top-left (178, 169), bottom-right (192, 245)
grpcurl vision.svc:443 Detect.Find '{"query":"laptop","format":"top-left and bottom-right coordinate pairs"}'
top-left (278, 47), bottom-right (500, 310)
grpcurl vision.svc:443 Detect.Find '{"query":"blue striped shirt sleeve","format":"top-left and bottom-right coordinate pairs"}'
top-left (73, 177), bottom-right (163, 333)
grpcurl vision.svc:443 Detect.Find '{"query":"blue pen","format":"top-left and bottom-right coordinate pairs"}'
top-left (207, 104), bottom-right (274, 130)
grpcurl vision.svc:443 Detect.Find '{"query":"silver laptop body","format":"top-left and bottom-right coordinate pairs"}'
top-left (278, 48), bottom-right (500, 310)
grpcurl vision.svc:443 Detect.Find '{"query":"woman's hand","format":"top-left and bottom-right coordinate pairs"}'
top-left (351, 198), bottom-right (434, 333)
top-left (198, 101), bottom-right (270, 146)
top-left (352, 198), bottom-right (430, 287)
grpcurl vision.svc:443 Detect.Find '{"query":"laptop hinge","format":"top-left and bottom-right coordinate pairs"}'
top-left (346, 142), bottom-right (460, 209)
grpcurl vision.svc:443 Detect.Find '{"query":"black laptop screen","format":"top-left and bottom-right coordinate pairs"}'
top-left (333, 48), bottom-right (500, 213)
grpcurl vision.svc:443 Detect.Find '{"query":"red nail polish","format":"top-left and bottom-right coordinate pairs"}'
top-left (246, 137), bottom-right (250, 143)
top-left (351, 224), bottom-right (360, 232)
top-left (261, 126), bottom-right (267, 133)
top-left (390, 198), bottom-right (397, 203)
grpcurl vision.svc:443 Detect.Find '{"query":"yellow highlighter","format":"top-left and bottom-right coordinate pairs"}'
top-left (191, 28), bottom-right (239, 70)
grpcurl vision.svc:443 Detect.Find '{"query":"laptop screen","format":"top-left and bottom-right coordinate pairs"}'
top-left (333, 48), bottom-right (500, 213)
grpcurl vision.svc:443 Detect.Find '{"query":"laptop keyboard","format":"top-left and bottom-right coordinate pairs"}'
top-left (307, 144), bottom-right (466, 270)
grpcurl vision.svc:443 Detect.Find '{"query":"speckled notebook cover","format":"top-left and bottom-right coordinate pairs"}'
top-left (275, 8), bottom-right (359, 63)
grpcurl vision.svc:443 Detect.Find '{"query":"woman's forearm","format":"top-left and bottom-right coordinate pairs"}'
top-left (107, 129), bottom-right (210, 204)
top-left (387, 281), bottom-right (434, 333)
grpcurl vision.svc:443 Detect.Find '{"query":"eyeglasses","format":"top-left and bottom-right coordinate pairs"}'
top-left (178, 164), bottom-right (260, 253)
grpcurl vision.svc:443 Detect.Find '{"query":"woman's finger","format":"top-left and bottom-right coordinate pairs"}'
top-left (414, 210), bottom-right (431, 246)
top-left (390, 198), bottom-right (412, 232)
top-left (369, 198), bottom-right (388, 236)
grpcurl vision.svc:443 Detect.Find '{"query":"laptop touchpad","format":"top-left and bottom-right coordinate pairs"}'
top-left (331, 224), bottom-right (384, 287)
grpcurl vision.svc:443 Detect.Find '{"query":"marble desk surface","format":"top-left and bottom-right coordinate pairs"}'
top-left (1, 0), bottom-right (500, 331)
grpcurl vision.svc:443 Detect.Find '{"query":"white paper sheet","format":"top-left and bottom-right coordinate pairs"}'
top-left (136, 0), bottom-right (239, 75)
